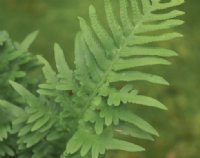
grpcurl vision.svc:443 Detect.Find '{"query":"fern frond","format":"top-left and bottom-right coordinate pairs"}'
top-left (0, 31), bottom-right (40, 157)
top-left (8, 81), bottom-right (68, 158)
top-left (1, 0), bottom-right (184, 157)
top-left (0, 30), bottom-right (40, 101)
top-left (64, 0), bottom-right (184, 157)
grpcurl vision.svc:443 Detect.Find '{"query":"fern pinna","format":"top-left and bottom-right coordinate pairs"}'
top-left (0, 0), bottom-right (184, 158)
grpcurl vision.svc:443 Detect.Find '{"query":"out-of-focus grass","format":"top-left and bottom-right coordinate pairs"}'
top-left (0, 0), bottom-right (93, 66)
top-left (0, 0), bottom-right (200, 158)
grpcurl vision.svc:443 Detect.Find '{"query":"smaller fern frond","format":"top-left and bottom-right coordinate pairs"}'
top-left (0, 31), bottom-right (40, 157)
top-left (0, 30), bottom-right (40, 101)
top-left (8, 81), bottom-right (67, 158)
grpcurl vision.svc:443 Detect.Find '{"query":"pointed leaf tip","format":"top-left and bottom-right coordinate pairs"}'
top-left (89, 5), bottom-right (96, 13)
top-left (54, 43), bottom-right (62, 53)
top-left (9, 80), bottom-right (17, 87)
top-left (20, 30), bottom-right (39, 51)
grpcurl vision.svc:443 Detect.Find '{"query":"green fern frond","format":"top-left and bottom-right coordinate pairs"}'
top-left (31, 0), bottom-right (184, 157)
top-left (0, 30), bottom-right (40, 101)
top-left (64, 0), bottom-right (184, 157)
top-left (8, 81), bottom-right (68, 158)
top-left (1, 0), bottom-right (184, 158)
top-left (0, 31), bottom-right (40, 157)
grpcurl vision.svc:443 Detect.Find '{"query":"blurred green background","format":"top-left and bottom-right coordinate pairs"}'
top-left (0, 0), bottom-right (199, 158)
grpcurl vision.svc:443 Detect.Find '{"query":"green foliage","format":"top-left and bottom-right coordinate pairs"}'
top-left (0, 31), bottom-right (40, 157)
top-left (0, 0), bottom-right (185, 158)
top-left (0, 30), bottom-right (40, 101)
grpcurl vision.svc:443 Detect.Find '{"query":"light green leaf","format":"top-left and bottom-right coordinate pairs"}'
top-left (108, 71), bottom-right (169, 85)
top-left (31, 115), bottom-right (50, 132)
top-left (128, 32), bottom-right (183, 45)
top-left (119, 46), bottom-right (178, 57)
top-left (114, 57), bottom-right (171, 71)
top-left (20, 30), bottom-right (39, 51)
top-left (9, 81), bottom-right (39, 107)
top-left (107, 139), bottom-right (145, 152)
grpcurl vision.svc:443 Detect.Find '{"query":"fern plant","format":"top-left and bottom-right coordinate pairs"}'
top-left (0, 0), bottom-right (185, 158)
top-left (0, 30), bottom-right (39, 101)
top-left (0, 31), bottom-right (40, 157)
